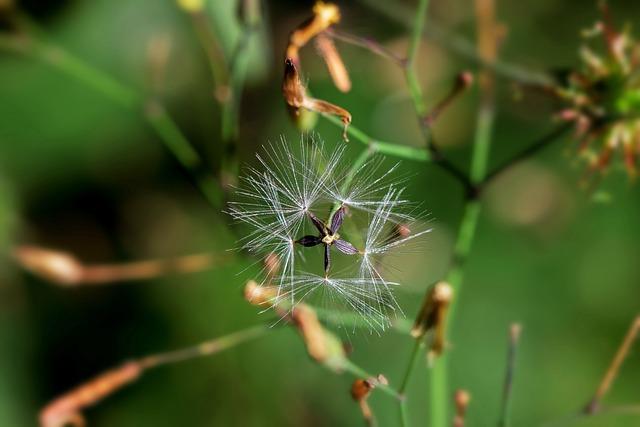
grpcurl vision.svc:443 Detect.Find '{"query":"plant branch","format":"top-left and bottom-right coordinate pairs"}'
top-left (481, 123), bottom-right (572, 190)
top-left (322, 114), bottom-right (430, 161)
top-left (355, 0), bottom-right (554, 88)
top-left (404, 0), bottom-right (430, 118)
top-left (584, 315), bottom-right (640, 415)
top-left (498, 324), bottom-right (522, 427)
top-left (40, 324), bottom-right (270, 427)
top-left (430, 1), bottom-right (499, 425)
top-left (13, 245), bottom-right (225, 286)
top-left (325, 28), bottom-right (405, 67)
top-left (398, 340), bottom-right (424, 427)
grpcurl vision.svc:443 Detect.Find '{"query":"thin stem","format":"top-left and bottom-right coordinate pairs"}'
top-left (398, 340), bottom-right (424, 427)
top-left (39, 324), bottom-right (270, 426)
top-left (322, 114), bottom-right (431, 161)
top-left (312, 306), bottom-right (413, 334)
top-left (80, 253), bottom-right (223, 284)
top-left (325, 28), bottom-right (405, 67)
top-left (355, 0), bottom-right (554, 88)
top-left (584, 315), bottom-right (640, 414)
top-left (404, 0), bottom-right (430, 121)
top-left (470, 106), bottom-right (495, 184)
top-left (430, 0), bottom-right (498, 416)
top-left (498, 324), bottom-right (522, 427)
top-left (139, 324), bottom-right (269, 369)
top-left (1, 28), bottom-right (224, 209)
top-left (481, 123), bottom-right (572, 189)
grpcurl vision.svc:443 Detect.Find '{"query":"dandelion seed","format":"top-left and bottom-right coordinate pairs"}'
top-left (229, 137), bottom-right (429, 331)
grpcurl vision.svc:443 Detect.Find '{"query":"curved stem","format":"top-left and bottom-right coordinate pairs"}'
top-left (398, 340), bottom-right (424, 427)
top-left (322, 114), bottom-right (431, 161)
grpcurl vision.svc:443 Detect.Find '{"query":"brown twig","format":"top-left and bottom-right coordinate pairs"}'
top-left (39, 325), bottom-right (268, 427)
top-left (584, 315), bottom-right (640, 414)
top-left (13, 246), bottom-right (223, 286)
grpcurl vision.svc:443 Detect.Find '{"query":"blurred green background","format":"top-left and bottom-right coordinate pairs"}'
top-left (1, 0), bottom-right (640, 426)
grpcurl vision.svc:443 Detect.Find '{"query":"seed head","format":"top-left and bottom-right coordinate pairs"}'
top-left (228, 137), bottom-right (430, 331)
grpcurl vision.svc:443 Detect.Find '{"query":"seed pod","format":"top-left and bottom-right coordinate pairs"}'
top-left (244, 280), bottom-right (278, 307)
top-left (14, 246), bottom-right (83, 286)
top-left (282, 58), bottom-right (352, 141)
top-left (291, 304), bottom-right (346, 372)
top-left (411, 281), bottom-right (453, 360)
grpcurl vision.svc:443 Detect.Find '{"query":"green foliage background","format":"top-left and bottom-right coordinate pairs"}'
top-left (1, 0), bottom-right (639, 426)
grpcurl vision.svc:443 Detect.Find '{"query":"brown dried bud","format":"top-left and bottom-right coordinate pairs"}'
top-left (40, 362), bottom-right (141, 427)
top-left (453, 389), bottom-right (471, 427)
top-left (316, 34), bottom-right (351, 92)
top-left (243, 280), bottom-right (277, 307)
top-left (282, 58), bottom-right (351, 141)
top-left (425, 71), bottom-right (474, 126)
top-left (14, 246), bottom-right (83, 286)
top-left (286, 1), bottom-right (341, 64)
top-left (351, 378), bottom-right (373, 401)
top-left (350, 376), bottom-right (386, 426)
top-left (411, 281), bottom-right (453, 360)
top-left (291, 304), bottom-right (346, 371)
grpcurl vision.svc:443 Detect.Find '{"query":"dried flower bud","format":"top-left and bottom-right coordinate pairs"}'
top-left (244, 280), bottom-right (277, 307)
top-left (316, 34), bottom-right (351, 92)
top-left (291, 304), bottom-right (346, 372)
top-left (14, 246), bottom-right (83, 286)
top-left (411, 281), bottom-right (453, 360)
top-left (351, 378), bottom-right (374, 401)
top-left (425, 71), bottom-right (474, 126)
top-left (286, 1), bottom-right (341, 64)
top-left (282, 58), bottom-right (351, 141)
top-left (350, 375), bottom-right (386, 426)
top-left (453, 389), bottom-right (471, 427)
top-left (40, 362), bottom-right (141, 427)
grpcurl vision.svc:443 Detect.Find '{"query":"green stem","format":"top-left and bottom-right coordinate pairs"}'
top-left (1, 31), bottom-right (223, 208)
top-left (398, 340), bottom-right (424, 427)
top-left (404, 0), bottom-right (430, 119)
top-left (470, 106), bottom-right (495, 183)
top-left (430, 85), bottom-right (495, 427)
top-left (139, 324), bottom-right (269, 369)
top-left (322, 114), bottom-right (431, 161)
